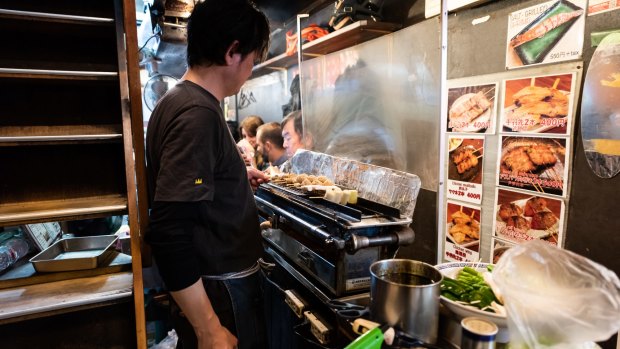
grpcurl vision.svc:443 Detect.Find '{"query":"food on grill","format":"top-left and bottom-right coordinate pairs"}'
top-left (449, 210), bottom-right (480, 244)
top-left (510, 10), bottom-right (584, 48)
top-left (498, 203), bottom-right (523, 221)
top-left (524, 197), bottom-right (548, 217)
top-left (449, 91), bottom-right (492, 124)
top-left (272, 173), bottom-right (334, 186)
top-left (506, 84), bottom-right (569, 129)
top-left (501, 144), bottom-right (558, 174)
top-left (505, 216), bottom-right (530, 231)
top-left (531, 211), bottom-right (558, 230)
top-left (452, 147), bottom-right (479, 175)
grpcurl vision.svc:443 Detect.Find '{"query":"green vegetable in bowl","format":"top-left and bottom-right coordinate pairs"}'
top-left (441, 266), bottom-right (505, 314)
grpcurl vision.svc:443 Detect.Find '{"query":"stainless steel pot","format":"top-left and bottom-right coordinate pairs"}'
top-left (369, 259), bottom-right (443, 344)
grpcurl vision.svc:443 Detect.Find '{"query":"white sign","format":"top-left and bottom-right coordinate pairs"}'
top-left (506, 0), bottom-right (586, 69)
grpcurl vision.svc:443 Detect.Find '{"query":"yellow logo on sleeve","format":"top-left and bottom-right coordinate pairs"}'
top-left (195, 178), bottom-right (203, 185)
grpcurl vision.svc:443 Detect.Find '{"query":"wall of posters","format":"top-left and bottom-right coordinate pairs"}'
top-left (445, 200), bottom-right (481, 262)
top-left (497, 135), bottom-right (569, 197)
top-left (506, 0), bottom-right (586, 69)
top-left (447, 135), bottom-right (485, 205)
top-left (440, 62), bottom-right (580, 264)
top-left (501, 72), bottom-right (577, 136)
top-left (447, 83), bottom-right (498, 134)
top-left (492, 188), bottom-right (565, 246)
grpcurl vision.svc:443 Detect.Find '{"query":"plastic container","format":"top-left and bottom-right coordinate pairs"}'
top-left (0, 237), bottom-right (30, 272)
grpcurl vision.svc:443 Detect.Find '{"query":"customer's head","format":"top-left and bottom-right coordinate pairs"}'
top-left (187, 0), bottom-right (269, 68)
top-left (256, 122), bottom-right (285, 162)
top-left (281, 111), bottom-right (304, 157)
top-left (239, 115), bottom-right (264, 148)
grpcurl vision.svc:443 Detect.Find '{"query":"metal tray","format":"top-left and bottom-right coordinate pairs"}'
top-left (29, 235), bottom-right (118, 272)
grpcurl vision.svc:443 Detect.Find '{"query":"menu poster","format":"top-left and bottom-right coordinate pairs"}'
top-left (490, 238), bottom-right (517, 264)
top-left (492, 188), bottom-right (565, 246)
top-left (497, 136), bottom-right (569, 197)
top-left (501, 73), bottom-right (576, 135)
top-left (588, 0), bottom-right (620, 15)
top-left (447, 135), bottom-right (485, 205)
top-left (444, 200), bottom-right (481, 262)
top-left (506, 0), bottom-right (586, 69)
top-left (447, 83), bottom-right (498, 134)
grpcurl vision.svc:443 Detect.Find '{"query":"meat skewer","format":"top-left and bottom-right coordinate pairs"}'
top-left (510, 10), bottom-right (584, 48)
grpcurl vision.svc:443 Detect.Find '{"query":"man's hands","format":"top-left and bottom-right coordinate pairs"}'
top-left (198, 323), bottom-right (238, 349)
top-left (247, 166), bottom-right (269, 190)
top-left (170, 280), bottom-right (238, 349)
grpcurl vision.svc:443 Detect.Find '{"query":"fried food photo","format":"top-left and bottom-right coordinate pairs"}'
top-left (505, 83), bottom-right (569, 130)
top-left (448, 209), bottom-right (480, 244)
top-left (500, 140), bottom-right (560, 175)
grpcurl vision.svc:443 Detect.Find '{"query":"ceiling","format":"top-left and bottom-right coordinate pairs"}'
top-left (254, 0), bottom-right (329, 27)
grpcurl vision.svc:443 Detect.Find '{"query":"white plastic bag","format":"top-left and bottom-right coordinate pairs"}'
top-left (494, 240), bottom-right (620, 349)
top-left (150, 329), bottom-right (178, 349)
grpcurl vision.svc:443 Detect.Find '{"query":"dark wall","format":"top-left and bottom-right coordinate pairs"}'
top-left (447, 2), bottom-right (619, 348)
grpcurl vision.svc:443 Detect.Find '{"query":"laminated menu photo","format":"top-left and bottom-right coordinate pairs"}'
top-left (492, 188), bottom-right (565, 246)
top-left (444, 200), bottom-right (481, 262)
top-left (506, 0), bottom-right (586, 69)
top-left (496, 135), bottom-right (569, 197)
top-left (501, 72), bottom-right (577, 136)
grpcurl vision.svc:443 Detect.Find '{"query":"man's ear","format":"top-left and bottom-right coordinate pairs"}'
top-left (224, 40), bottom-right (241, 65)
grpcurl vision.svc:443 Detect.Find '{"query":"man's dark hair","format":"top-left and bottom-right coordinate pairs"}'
top-left (187, 0), bottom-right (270, 67)
top-left (281, 110), bottom-right (303, 138)
top-left (258, 122), bottom-right (284, 149)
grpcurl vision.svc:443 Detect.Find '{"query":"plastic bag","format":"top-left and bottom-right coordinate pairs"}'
top-left (150, 329), bottom-right (177, 349)
top-left (494, 240), bottom-right (620, 349)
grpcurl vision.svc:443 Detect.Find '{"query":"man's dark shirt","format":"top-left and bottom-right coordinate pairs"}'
top-left (145, 81), bottom-right (262, 291)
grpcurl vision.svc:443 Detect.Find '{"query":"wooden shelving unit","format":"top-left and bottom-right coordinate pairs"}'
top-left (0, 0), bottom-right (147, 347)
top-left (251, 20), bottom-right (401, 78)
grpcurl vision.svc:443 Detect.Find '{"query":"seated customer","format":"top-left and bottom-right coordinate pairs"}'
top-left (256, 122), bottom-right (288, 168)
top-left (281, 110), bottom-right (311, 158)
top-left (238, 115), bottom-right (264, 168)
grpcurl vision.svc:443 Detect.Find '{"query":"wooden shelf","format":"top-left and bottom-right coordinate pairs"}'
top-left (0, 272), bottom-right (133, 323)
top-left (0, 68), bottom-right (118, 80)
top-left (0, 125), bottom-right (123, 145)
top-left (0, 195), bottom-right (128, 226)
top-left (0, 9), bottom-right (114, 25)
top-left (251, 20), bottom-right (400, 78)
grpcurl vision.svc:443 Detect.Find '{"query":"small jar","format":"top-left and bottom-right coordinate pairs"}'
top-left (461, 317), bottom-right (498, 349)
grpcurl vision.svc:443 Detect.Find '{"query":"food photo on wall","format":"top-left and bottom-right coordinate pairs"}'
top-left (444, 200), bottom-right (481, 262)
top-left (490, 238), bottom-right (517, 264)
top-left (496, 135), bottom-right (568, 197)
top-left (447, 135), bottom-right (485, 205)
top-left (446, 83), bottom-right (498, 134)
top-left (506, 0), bottom-right (586, 69)
top-left (492, 188), bottom-right (565, 246)
top-left (501, 72), bottom-right (576, 135)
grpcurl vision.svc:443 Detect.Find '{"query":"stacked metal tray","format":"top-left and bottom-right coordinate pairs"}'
top-left (29, 235), bottom-right (118, 272)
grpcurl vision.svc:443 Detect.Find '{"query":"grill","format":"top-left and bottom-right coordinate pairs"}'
top-left (256, 181), bottom-right (414, 297)
top-left (257, 151), bottom-right (421, 347)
